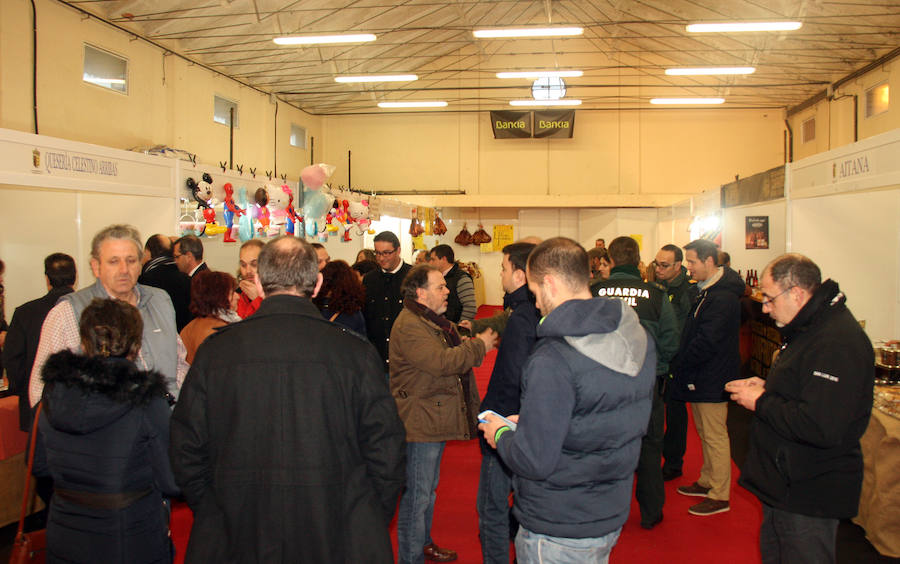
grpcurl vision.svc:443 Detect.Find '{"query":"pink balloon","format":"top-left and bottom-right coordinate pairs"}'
top-left (301, 165), bottom-right (326, 190)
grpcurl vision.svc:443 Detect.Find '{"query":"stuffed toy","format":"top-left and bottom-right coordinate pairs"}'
top-left (221, 183), bottom-right (245, 243)
top-left (254, 186), bottom-right (271, 236)
top-left (347, 200), bottom-right (374, 236)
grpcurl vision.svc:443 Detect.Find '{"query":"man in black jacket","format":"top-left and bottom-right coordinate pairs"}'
top-left (138, 234), bottom-right (192, 331)
top-left (476, 242), bottom-right (538, 563)
top-left (171, 236), bottom-right (406, 563)
top-left (363, 231), bottom-right (412, 372)
top-left (428, 244), bottom-right (476, 324)
top-left (3, 253), bottom-right (76, 432)
top-left (654, 244), bottom-right (698, 481)
top-left (671, 239), bottom-right (744, 517)
top-left (727, 254), bottom-right (873, 564)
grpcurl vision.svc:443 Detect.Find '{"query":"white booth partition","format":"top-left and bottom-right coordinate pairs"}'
top-left (788, 128), bottom-right (900, 342)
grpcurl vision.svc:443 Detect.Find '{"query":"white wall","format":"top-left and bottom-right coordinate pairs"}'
top-left (790, 188), bottom-right (900, 341)
top-left (722, 200), bottom-right (787, 275)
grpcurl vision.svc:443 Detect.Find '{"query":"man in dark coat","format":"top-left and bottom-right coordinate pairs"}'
top-left (138, 234), bottom-right (192, 331)
top-left (428, 244), bottom-right (477, 324)
top-left (171, 236), bottom-right (406, 564)
top-left (3, 253), bottom-right (76, 432)
top-left (671, 239), bottom-right (744, 517)
top-left (363, 231), bottom-right (412, 372)
top-left (727, 254), bottom-right (874, 564)
top-left (654, 243), bottom-right (699, 481)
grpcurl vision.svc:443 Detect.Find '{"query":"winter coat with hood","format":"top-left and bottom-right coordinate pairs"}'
top-left (739, 280), bottom-right (874, 518)
top-left (496, 298), bottom-right (656, 539)
top-left (670, 266), bottom-right (744, 403)
top-left (36, 350), bottom-right (179, 564)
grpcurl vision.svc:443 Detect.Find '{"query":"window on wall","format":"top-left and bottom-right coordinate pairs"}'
top-left (214, 96), bottom-right (239, 127)
top-left (290, 124), bottom-right (307, 148)
top-left (865, 83), bottom-right (889, 117)
top-left (83, 44), bottom-right (128, 94)
top-left (801, 117), bottom-right (816, 143)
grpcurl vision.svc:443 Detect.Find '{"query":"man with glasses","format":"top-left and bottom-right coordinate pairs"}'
top-left (670, 239), bottom-right (744, 516)
top-left (726, 254), bottom-right (873, 564)
top-left (654, 244), bottom-right (699, 481)
top-left (363, 231), bottom-right (412, 372)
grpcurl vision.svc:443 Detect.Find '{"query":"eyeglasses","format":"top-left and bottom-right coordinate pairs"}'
top-left (374, 248), bottom-right (397, 257)
top-left (761, 286), bottom-right (794, 306)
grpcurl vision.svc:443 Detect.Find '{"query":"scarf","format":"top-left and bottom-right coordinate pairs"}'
top-left (403, 298), bottom-right (461, 346)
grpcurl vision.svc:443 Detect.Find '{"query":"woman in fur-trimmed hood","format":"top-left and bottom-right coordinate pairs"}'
top-left (35, 298), bottom-right (179, 564)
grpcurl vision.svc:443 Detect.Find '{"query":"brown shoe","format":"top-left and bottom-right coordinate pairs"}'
top-left (676, 482), bottom-right (711, 497)
top-left (688, 498), bottom-right (730, 516)
top-left (424, 543), bottom-right (458, 562)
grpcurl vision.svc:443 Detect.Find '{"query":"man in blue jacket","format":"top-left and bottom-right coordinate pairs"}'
top-left (671, 239), bottom-right (744, 516)
top-left (727, 254), bottom-right (873, 564)
top-left (480, 237), bottom-right (655, 563)
top-left (476, 242), bottom-right (539, 564)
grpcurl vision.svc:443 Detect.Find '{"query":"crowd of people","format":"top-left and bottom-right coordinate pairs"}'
top-left (0, 224), bottom-right (875, 564)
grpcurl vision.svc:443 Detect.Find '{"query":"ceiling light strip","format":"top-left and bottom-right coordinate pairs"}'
top-left (686, 22), bottom-right (802, 33)
top-left (377, 101), bottom-right (448, 108)
top-left (335, 74), bottom-right (418, 83)
top-left (497, 71), bottom-right (583, 79)
top-left (274, 34), bottom-right (377, 45)
top-left (665, 67), bottom-right (755, 76)
top-left (650, 98), bottom-right (725, 105)
top-left (509, 99), bottom-right (582, 106)
top-left (473, 27), bottom-right (583, 39)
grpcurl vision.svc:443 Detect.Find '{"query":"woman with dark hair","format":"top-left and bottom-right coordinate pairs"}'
top-left (313, 260), bottom-right (367, 335)
top-left (180, 270), bottom-right (240, 364)
top-left (355, 248), bottom-right (376, 263)
top-left (36, 298), bottom-right (179, 564)
top-left (351, 259), bottom-right (378, 281)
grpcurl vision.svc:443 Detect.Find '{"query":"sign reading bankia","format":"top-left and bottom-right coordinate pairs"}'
top-left (490, 110), bottom-right (575, 139)
top-left (491, 111), bottom-right (532, 138)
top-left (533, 110), bottom-right (575, 138)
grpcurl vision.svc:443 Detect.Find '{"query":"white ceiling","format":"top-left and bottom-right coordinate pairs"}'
top-left (72, 0), bottom-right (900, 115)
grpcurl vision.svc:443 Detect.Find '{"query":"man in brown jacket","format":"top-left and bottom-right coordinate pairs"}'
top-left (390, 264), bottom-right (497, 564)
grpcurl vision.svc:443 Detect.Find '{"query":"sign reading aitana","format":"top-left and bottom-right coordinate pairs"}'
top-left (490, 110), bottom-right (575, 139)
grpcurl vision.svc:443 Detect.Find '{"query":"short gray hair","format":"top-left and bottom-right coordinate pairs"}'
top-left (91, 224), bottom-right (142, 261)
top-left (258, 236), bottom-right (319, 297)
top-left (764, 253), bottom-right (821, 293)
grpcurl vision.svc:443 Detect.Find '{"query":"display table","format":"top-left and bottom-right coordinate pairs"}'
top-left (0, 395), bottom-right (39, 527)
top-left (854, 399), bottom-right (900, 558)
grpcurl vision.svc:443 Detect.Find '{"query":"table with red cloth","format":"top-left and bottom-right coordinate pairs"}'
top-left (0, 394), bottom-right (34, 527)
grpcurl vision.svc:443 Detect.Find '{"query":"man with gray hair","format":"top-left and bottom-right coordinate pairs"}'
top-left (480, 237), bottom-right (655, 563)
top-left (727, 253), bottom-right (873, 564)
top-left (171, 236), bottom-right (407, 563)
top-left (29, 224), bottom-right (187, 405)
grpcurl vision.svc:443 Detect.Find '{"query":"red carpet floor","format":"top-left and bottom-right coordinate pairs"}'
top-left (171, 305), bottom-right (763, 563)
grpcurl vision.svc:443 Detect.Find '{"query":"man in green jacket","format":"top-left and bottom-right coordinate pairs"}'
top-left (655, 244), bottom-right (699, 481)
top-left (591, 236), bottom-right (679, 529)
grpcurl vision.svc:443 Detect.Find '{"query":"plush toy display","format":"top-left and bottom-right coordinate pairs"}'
top-left (254, 186), bottom-right (271, 236)
top-left (267, 183), bottom-right (290, 235)
top-left (347, 200), bottom-right (373, 236)
top-left (236, 186), bottom-right (254, 242)
top-left (282, 185), bottom-right (301, 236)
top-left (221, 182), bottom-right (245, 243)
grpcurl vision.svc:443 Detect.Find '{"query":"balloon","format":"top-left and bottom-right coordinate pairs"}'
top-left (300, 163), bottom-right (336, 190)
top-left (237, 187), bottom-right (254, 242)
top-left (302, 190), bottom-right (333, 236)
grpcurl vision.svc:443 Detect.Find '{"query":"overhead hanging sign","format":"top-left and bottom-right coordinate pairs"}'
top-left (491, 111), bottom-right (532, 138)
top-left (533, 110), bottom-right (575, 138)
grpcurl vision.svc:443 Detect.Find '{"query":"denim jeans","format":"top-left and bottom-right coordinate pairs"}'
top-left (515, 526), bottom-right (621, 564)
top-left (397, 441), bottom-right (445, 564)
top-left (760, 504), bottom-right (838, 564)
top-left (476, 441), bottom-right (514, 564)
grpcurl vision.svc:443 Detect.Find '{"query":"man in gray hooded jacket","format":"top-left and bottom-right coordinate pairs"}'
top-left (480, 237), bottom-right (655, 564)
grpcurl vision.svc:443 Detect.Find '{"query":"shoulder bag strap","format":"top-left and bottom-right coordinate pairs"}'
top-left (16, 402), bottom-right (43, 538)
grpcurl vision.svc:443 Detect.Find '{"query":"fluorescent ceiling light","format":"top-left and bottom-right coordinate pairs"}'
top-left (665, 67), bottom-right (755, 76)
top-left (335, 74), bottom-right (418, 83)
top-left (686, 22), bottom-right (802, 33)
top-left (473, 27), bottom-right (583, 39)
top-left (497, 71), bottom-right (583, 79)
top-left (273, 34), bottom-right (377, 45)
top-left (650, 98), bottom-right (725, 105)
top-left (509, 99), bottom-right (582, 106)
top-left (377, 101), bottom-right (448, 108)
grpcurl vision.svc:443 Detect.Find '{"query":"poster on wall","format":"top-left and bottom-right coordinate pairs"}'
top-left (745, 216), bottom-right (769, 249)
